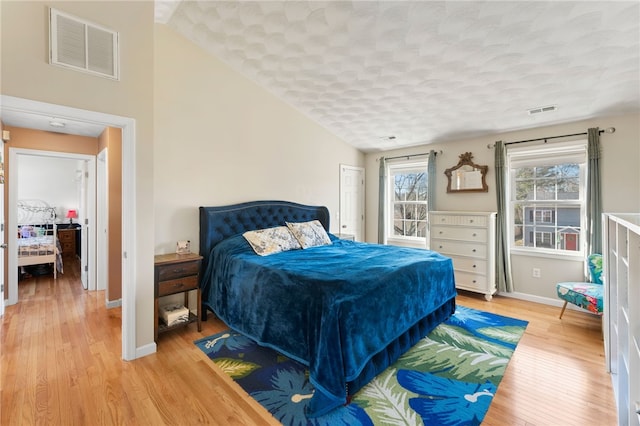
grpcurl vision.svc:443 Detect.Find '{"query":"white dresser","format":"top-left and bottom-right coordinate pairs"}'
top-left (429, 211), bottom-right (497, 301)
top-left (603, 213), bottom-right (640, 426)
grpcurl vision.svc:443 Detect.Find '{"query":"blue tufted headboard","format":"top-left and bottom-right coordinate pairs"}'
top-left (199, 200), bottom-right (330, 274)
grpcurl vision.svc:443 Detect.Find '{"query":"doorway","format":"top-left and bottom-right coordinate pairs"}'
top-left (9, 150), bottom-right (95, 292)
top-left (0, 95), bottom-right (136, 360)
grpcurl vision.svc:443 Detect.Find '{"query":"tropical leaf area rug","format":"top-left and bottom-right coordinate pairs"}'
top-left (194, 306), bottom-right (528, 426)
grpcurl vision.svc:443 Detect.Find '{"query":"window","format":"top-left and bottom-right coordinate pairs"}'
top-left (386, 161), bottom-right (429, 246)
top-left (532, 209), bottom-right (554, 223)
top-left (508, 141), bottom-right (587, 255)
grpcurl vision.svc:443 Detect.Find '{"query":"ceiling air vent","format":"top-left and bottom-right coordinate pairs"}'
top-left (49, 8), bottom-right (119, 80)
top-left (528, 105), bottom-right (557, 115)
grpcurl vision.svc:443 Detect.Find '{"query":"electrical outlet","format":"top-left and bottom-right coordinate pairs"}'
top-left (532, 268), bottom-right (541, 278)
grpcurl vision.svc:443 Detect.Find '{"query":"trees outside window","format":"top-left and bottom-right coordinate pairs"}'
top-left (387, 161), bottom-right (428, 245)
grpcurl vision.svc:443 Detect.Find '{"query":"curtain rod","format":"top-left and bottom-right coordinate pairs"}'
top-left (486, 127), bottom-right (615, 149)
top-left (378, 150), bottom-right (442, 162)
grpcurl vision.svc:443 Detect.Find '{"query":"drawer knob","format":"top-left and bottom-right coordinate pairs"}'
top-left (172, 268), bottom-right (186, 274)
top-left (473, 264), bottom-right (477, 268)
top-left (470, 220), bottom-right (474, 223)
top-left (472, 279), bottom-right (477, 283)
top-left (472, 249), bottom-right (477, 252)
top-left (472, 233), bottom-right (477, 237)
top-left (439, 231), bottom-right (443, 234)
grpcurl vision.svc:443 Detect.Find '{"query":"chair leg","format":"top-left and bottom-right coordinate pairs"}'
top-left (559, 301), bottom-right (568, 319)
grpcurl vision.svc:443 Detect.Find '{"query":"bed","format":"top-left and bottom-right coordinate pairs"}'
top-left (17, 200), bottom-right (63, 279)
top-left (199, 200), bottom-right (457, 417)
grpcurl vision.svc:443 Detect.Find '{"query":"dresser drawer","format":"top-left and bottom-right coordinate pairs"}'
top-left (158, 275), bottom-right (198, 297)
top-left (454, 270), bottom-right (488, 290)
top-left (156, 261), bottom-right (200, 281)
top-left (432, 239), bottom-right (487, 259)
top-left (450, 256), bottom-right (487, 274)
top-left (431, 225), bottom-right (487, 243)
top-left (431, 214), bottom-right (487, 227)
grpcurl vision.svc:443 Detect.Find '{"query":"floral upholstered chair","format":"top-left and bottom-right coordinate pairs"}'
top-left (556, 253), bottom-right (603, 319)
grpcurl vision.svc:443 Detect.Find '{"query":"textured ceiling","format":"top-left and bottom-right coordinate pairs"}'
top-left (157, 0), bottom-right (640, 152)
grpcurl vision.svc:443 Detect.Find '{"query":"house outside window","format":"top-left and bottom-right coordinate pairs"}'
top-left (508, 141), bottom-right (587, 256)
top-left (386, 160), bottom-right (429, 248)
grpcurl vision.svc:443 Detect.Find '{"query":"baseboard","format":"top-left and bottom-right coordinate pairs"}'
top-left (498, 291), bottom-right (561, 306)
top-left (106, 298), bottom-right (122, 309)
top-left (136, 342), bottom-right (157, 359)
top-left (498, 291), bottom-right (591, 312)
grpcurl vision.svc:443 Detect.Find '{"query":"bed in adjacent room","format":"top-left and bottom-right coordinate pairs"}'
top-left (17, 199), bottom-right (63, 279)
top-left (198, 200), bottom-right (457, 417)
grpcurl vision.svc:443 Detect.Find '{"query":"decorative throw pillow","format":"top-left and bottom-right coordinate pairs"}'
top-left (243, 226), bottom-right (301, 256)
top-left (286, 220), bottom-right (332, 249)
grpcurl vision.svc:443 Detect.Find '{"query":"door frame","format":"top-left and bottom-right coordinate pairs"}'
top-left (0, 184), bottom-right (3, 317)
top-left (8, 149), bottom-right (96, 293)
top-left (1, 95), bottom-right (136, 361)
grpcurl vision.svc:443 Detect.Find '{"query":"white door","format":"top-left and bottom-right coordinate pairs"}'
top-left (96, 149), bottom-right (108, 293)
top-left (339, 165), bottom-right (365, 241)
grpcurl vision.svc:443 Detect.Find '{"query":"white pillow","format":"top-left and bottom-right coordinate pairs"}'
top-left (286, 220), bottom-right (332, 249)
top-left (243, 226), bottom-right (301, 256)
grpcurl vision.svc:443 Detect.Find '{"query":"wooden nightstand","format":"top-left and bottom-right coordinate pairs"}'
top-left (154, 253), bottom-right (203, 343)
top-left (57, 228), bottom-right (77, 257)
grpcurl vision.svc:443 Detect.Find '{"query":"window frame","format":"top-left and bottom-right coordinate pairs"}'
top-left (385, 160), bottom-right (429, 248)
top-left (507, 140), bottom-right (587, 258)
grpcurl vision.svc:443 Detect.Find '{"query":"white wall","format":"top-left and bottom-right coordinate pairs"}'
top-left (365, 112), bottom-right (640, 300)
top-left (17, 156), bottom-right (79, 222)
top-left (153, 25), bottom-right (364, 254)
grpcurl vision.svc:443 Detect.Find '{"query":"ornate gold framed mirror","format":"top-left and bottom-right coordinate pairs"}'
top-left (444, 152), bottom-right (488, 193)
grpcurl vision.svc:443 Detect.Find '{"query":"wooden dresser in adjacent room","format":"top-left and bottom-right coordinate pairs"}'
top-left (57, 226), bottom-right (79, 258)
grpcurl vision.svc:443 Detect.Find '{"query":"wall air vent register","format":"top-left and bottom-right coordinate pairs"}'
top-left (49, 8), bottom-right (119, 80)
top-left (527, 105), bottom-right (558, 115)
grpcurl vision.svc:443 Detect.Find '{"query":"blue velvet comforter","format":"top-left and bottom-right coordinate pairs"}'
top-left (200, 234), bottom-right (456, 417)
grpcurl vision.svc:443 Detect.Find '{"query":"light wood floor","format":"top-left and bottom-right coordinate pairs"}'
top-left (2, 258), bottom-right (617, 425)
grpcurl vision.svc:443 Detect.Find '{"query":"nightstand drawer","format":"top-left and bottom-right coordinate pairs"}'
top-left (158, 275), bottom-right (198, 296)
top-left (156, 261), bottom-right (200, 281)
top-left (58, 231), bottom-right (74, 242)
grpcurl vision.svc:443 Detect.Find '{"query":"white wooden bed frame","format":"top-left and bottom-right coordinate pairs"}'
top-left (17, 200), bottom-right (59, 279)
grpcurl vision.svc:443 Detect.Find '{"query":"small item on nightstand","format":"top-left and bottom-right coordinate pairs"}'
top-left (159, 303), bottom-right (189, 327)
top-left (176, 240), bottom-right (191, 254)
